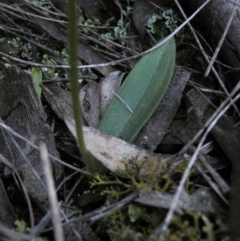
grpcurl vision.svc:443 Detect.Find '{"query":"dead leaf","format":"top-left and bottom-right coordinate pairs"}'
top-left (79, 82), bottom-right (100, 128)
top-left (79, 0), bottom-right (103, 19)
top-left (99, 71), bottom-right (124, 117)
top-left (79, 71), bottom-right (124, 127)
top-left (161, 88), bottom-right (211, 145)
top-left (0, 178), bottom-right (16, 228)
top-left (42, 83), bottom-right (73, 121)
top-left (64, 115), bottom-right (178, 179)
top-left (0, 66), bottom-right (62, 204)
top-left (135, 188), bottom-right (221, 214)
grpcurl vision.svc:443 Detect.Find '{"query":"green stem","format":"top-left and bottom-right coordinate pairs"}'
top-left (67, 0), bottom-right (92, 170)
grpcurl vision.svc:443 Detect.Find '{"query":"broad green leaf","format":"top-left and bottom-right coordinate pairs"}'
top-left (31, 66), bottom-right (42, 97)
top-left (99, 37), bottom-right (176, 142)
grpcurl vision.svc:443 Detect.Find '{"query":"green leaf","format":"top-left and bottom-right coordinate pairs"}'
top-left (128, 204), bottom-right (144, 222)
top-left (14, 220), bottom-right (27, 233)
top-left (31, 66), bottom-right (42, 97)
top-left (99, 37), bottom-right (175, 142)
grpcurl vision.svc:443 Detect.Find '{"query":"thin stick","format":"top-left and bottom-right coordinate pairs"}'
top-left (42, 192), bottom-right (138, 232)
top-left (111, 90), bottom-right (133, 113)
top-left (205, 4), bottom-right (238, 76)
top-left (39, 142), bottom-right (64, 241)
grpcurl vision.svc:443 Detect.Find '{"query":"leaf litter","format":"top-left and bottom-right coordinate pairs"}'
top-left (0, 0), bottom-right (240, 240)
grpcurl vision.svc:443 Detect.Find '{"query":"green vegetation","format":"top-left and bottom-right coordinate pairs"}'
top-left (0, 1), bottom-right (229, 241)
top-left (98, 38), bottom-right (175, 143)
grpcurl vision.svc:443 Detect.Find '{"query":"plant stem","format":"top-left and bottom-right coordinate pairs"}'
top-left (67, 0), bottom-right (92, 170)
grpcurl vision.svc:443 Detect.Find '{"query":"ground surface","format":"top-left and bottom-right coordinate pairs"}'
top-left (0, 1), bottom-right (240, 241)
